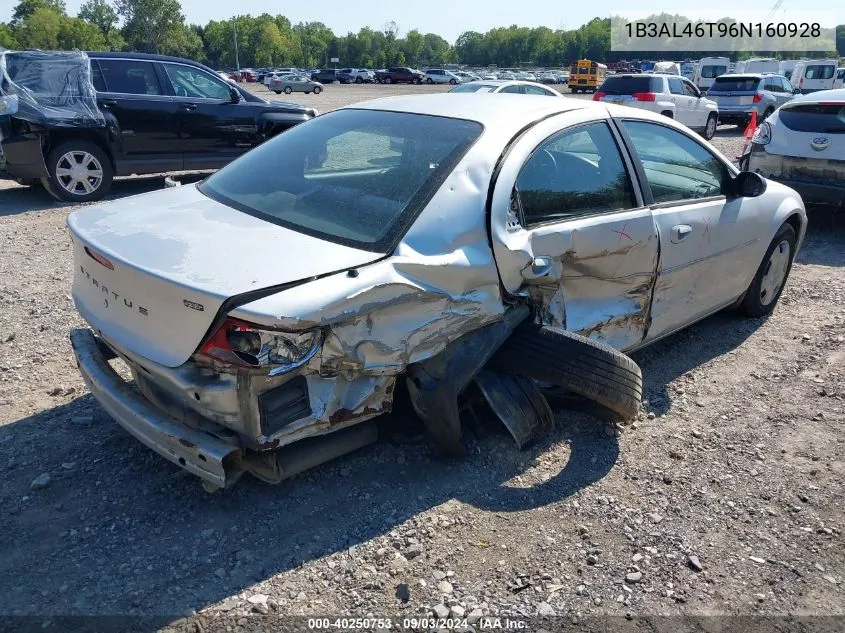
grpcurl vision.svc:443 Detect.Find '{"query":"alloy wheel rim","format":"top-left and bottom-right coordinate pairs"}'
top-left (56, 151), bottom-right (103, 195)
top-left (759, 240), bottom-right (791, 305)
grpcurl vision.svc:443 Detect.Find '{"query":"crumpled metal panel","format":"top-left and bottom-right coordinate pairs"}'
top-left (0, 50), bottom-right (105, 128)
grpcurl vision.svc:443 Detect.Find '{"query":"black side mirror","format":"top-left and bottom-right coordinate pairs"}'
top-left (727, 170), bottom-right (766, 198)
top-left (229, 86), bottom-right (241, 103)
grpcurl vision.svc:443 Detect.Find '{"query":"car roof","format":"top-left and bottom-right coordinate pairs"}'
top-left (348, 93), bottom-right (589, 126)
top-left (789, 88), bottom-right (845, 104)
top-left (716, 73), bottom-right (765, 79)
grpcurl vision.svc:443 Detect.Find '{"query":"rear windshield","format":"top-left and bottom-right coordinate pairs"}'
top-left (199, 109), bottom-right (483, 252)
top-left (450, 83), bottom-right (498, 93)
top-left (598, 76), bottom-right (660, 94)
top-left (700, 65), bottom-right (728, 78)
top-left (779, 104), bottom-right (845, 133)
top-left (710, 76), bottom-right (760, 92)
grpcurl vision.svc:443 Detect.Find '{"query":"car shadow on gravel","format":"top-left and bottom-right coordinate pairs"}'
top-left (0, 173), bottom-right (208, 217)
top-left (0, 393), bottom-right (617, 623)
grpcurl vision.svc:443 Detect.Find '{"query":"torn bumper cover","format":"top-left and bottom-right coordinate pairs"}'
top-left (748, 146), bottom-right (845, 207)
top-left (70, 328), bottom-right (243, 489)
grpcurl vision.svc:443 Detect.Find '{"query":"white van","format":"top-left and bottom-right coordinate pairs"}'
top-left (791, 60), bottom-right (840, 93)
top-left (695, 56), bottom-right (730, 92)
top-left (737, 58), bottom-right (780, 74)
top-left (834, 68), bottom-right (845, 89)
top-left (653, 61), bottom-right (681, 75)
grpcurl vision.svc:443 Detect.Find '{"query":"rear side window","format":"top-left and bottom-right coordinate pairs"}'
top-left (599, 76), bottom-right (659, 95)
top-left (804, 65), bottom-right (836, 80)
top-left (779, 104), bottom-right (845, 133)
top-left (668, 78), bottom-right (684, 95)
top-left (97, 59), bottom-right (161, 95)
top-left (700, 65), bottom-right (727, 78)
top-left (450, 83), bottom-right (497, 93)
top-left (711, 76), bottom-right (760, 92)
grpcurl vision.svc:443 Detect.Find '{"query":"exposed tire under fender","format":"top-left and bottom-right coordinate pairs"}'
top-left (489, 322), bottom-right (643, 421)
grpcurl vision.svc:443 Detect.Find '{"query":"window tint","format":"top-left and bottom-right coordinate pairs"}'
top-left (91, 62), bottom-right (106, 92)
top-left (764, 78), bottom-right (781, 92)
top-left (97, 59), bottom-right (161, 95)
top-left (599, 75), bottom-right (658, 94)
top-left (779, 104), bottom-right (845, 133)
top-left (200, 109), bottom-right (482, 251)
top-left (516, 122), bottom-right (636, 225)
top-left (523, 85), bottom-right (552, 95)
top-left (710, 76), bottom-right (760, 92)
top-left (668, 78), bottom-right (684, 95)
top-left (779, 77), bottom-right (794, 92)
top-left (682, 81), bottom-right (699, 97)
top-left (621, 121), bottom-right (728, 204)
top-left (164, 64), bottom-right (230, 99)
top-left (805, 65), bottom-right (836, 80)
top-left (700, 65), bottom-right (728, 78)
top-left (501, 85), bottom-right (523, 94)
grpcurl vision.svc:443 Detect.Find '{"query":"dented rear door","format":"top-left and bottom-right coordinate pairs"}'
top-left (489, 112), bottom-right (659, 351)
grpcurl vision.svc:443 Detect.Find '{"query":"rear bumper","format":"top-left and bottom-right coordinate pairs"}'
top-left (70, 328), bottom-right (243, 489)
top-left (748, 147), bottom-right (845, 207)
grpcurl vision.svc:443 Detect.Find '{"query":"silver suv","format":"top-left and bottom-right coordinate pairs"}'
top-left (707, 73), bottom-right (798, 127)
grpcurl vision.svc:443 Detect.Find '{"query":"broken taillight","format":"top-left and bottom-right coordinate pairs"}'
top-left (197, 317), bottom-right (321, 376)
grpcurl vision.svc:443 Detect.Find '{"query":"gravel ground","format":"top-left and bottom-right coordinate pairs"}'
top-left (0, 84), bottom-right (842, 632)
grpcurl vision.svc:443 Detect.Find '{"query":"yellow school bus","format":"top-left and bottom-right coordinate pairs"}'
top-left (569, 59), bottom-right (607, 93)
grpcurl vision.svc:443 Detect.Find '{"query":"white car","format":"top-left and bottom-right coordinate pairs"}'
top-left (482, 72), bottom-right (499, 80)
top-left (67, 94), bottom-right (805, 490)
top-left (595, 73), bottom-right (719, 140)
top-left (449, 80), bottom-right (562, 96)
top-left (746, 88), bottom-right (845, 208)
top-left (454, 71), bottom-right (480, 83)
top-left (424, 69), bottom-right (462, 84)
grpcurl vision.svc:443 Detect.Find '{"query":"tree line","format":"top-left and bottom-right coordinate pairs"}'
top-left (1, 0), bottom-right (843, 69)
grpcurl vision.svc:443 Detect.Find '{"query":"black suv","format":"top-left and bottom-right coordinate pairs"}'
top-left (0, 50), bottom-right (316, 202)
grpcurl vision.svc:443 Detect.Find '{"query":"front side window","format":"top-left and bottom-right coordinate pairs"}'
top-left (97, 59), bottom-right (161, 95)
top-left (621, 120), bottom-right (728, 204)
top-left (682, 80), bottom-right (699, 97)
top-left (501, 85), bottom-right (523, 94)
top-left (200, 109), bottom-right (482, 251)
top-left (516, 122), bottom-right (636, 226)
top-left (164, 65), bottom-right (230, 100)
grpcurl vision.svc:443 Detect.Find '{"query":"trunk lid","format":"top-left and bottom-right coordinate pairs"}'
top-left (68, 184), bottom-right (384, 367)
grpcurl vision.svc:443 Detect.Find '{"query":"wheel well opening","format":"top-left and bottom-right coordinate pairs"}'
top-left (45, 130), bottom-right (115, 169)
top-left (785, 213), bottom-right (802, 238)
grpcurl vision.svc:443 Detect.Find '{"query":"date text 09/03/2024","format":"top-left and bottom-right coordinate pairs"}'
top-left (625, 21), bottom-right (821, 39)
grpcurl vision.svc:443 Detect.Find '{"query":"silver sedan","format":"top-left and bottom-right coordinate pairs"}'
top-left (269, 74), bottom-right (323, 95)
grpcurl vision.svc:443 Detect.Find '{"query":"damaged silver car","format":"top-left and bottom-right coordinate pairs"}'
top-left (68, 94), bottom-right (807, 490)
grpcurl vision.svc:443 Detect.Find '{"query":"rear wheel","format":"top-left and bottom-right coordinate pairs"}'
top-left (313, 86), bottom-right (322, 94)
top-left (283, 86), bottom-right (292, 94)
top-left (385, 77), bottom-right (392, 84)
top-left (42, 140), bottom-right (113, 203)
top-left (449, 78), bottom-right (457, 85)
top-left (702, 113), bottom-right (718, 140)
top-left (489, 322), bottom-right (643, 420)
top-left (738, 224), bottom-right (796, 317)
top-left (355, 76), bottom-right (363, 83)
top-left (426, 77), bottom-right (433, 84)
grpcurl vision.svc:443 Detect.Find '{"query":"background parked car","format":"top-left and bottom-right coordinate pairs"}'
top-left (694, 56), bottom-right (730, 92)
top-left (594, 74), bottom-right (719, 139)
top-left (707, 73), bottom-right (797, 127)
top-left (454, 70), bottom-right (480, 83)
top-left (744, 88), bottom-right (845, 207)
top-left (311, 68), bottom-right (344, 83)
top-left (270, 74), bottom-right (323, 95)
top-left (790, 60), bottom-right (840, 94)
top-left (835, 68), bottom-right (845, 89)
top-left (449, 80), bottom-right (561, 96)
top-left (375, 67), bottom-right (425, 84)
top-left (0, 50), bottom-right (316, 202)
top-left (424, 69), bottom-right (462, 84)
top-left (338, 68), bottom-right (374, 83)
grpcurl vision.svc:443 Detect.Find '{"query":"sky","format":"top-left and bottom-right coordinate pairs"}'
top-left (1, 0), bottom-right (838, 44)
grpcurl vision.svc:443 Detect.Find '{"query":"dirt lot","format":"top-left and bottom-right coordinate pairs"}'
top-left (0, 83), bottom-right (843, 631)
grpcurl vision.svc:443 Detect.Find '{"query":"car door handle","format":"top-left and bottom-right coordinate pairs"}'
top-left (181, 103), bottom-right (197, 111)
top-left (671, 225), bottom-right (693, 243)
top-left (100, 99), bottom-right (117, 108)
